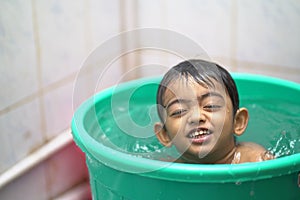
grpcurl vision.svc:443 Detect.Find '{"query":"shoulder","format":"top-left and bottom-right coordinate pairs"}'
top-left (236, 142), bottom-right (274, 163)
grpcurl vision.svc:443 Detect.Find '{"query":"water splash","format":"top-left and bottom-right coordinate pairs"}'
top-left (268, 130), bottom-right (300, 158)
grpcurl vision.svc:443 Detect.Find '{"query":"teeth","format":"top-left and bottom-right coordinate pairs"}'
top-left (189, 130), bottom-right (209, 138)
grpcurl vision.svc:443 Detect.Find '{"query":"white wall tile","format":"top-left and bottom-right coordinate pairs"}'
top-left (117, 1), bottom-right (233, 75)
top-left (0, 0), bottom-right (38, 110)
top-left (72, 58), bottom-right (123, 110)
top-left (236, 0), bottom-right (300, 69)
top-left (237, 61), bottom-right (300, 83)
top-left (34, 0), bottom-right (88, 87)
top-left (88, 0), bottom-right (121, 47)
top-left (72, 68), bottom-right (99, 111)
top-left (43, 82), bottom-right (74, 139)
top-left (163, 0), bottom-right (232, 59)
top-left (135, 0), bottom-right (166, 28)
top-left (0, 99), bottom-right (44, 173)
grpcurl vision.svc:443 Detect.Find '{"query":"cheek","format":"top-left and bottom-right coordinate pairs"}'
top-left (209, 111), bottom-right (226, 122)
top-left (210, 110), bottom-right (233, 131)
top-left (165, 118), bottom-right (187, 136)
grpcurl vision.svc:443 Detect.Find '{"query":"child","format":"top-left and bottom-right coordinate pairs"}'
top-left (154, 59), bottom-right (274, 164)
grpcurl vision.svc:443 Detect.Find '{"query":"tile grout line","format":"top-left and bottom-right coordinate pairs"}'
top-left (31, 0), bottom-right (47, 142)
top-left (0, 72), bottom-right (78, 116)
top-left (230, 0), bottom-right (238, 71)
top-left (132, 1), bottom-right (142, 80)
top-left (83, 0), bottom-right (93, 55)
top-left (119, 1), bottom-right (129, 81)
top-left (119, 1), bottom-right (141, 81)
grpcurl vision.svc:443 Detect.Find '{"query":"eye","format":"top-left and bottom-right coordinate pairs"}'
top-left (203, 104), bottom-right (222, 111)
top-left (170, 109), bottom-right (187, 117)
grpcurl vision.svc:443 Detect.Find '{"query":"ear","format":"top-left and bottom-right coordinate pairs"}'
top-left (233, 108), bottom-right (249, 136)
top-left (154, 123), bottom-right (172, 147)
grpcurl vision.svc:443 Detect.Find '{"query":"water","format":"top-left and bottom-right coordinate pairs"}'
top-left (241, 98), bottom-right (300, 158)
top-left (90, 102), bottom-right (180, 160)
top-left (90, 98), bottom-right (300, 160)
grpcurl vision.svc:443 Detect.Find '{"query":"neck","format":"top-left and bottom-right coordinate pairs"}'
top-left (214, 146), bottom-right (237, 164)
top-left (176, 145), bottom-right (238, 164)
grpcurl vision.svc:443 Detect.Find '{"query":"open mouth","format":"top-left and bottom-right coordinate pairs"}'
top-left (187, 128), bottom-right (212, 139)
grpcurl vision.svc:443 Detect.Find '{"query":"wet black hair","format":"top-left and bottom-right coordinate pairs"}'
top-left (156, 59), bottom-right (239, 122)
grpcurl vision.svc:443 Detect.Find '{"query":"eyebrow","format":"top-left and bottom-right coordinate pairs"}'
top-left (165, 99), bottom-right (191, 109)
top-left (200, 92), bottom-right (224, 101)
top-left (164, 92), bottom-right (224, 109)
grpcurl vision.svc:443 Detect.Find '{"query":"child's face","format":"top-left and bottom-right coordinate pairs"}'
top-left (158, 77), bottom-right (236, 163)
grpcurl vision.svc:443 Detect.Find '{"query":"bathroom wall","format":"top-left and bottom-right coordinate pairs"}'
top-left (135, 0), bottom-right (300, 81)
top-left (0, 0), bottom-right (300, 199)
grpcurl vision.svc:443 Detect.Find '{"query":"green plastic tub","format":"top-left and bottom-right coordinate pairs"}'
top-left (72, 74), bottom-right (300, 200)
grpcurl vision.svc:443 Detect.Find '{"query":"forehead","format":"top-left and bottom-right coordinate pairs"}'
top-left (162, 77), bottom-right (227, 105)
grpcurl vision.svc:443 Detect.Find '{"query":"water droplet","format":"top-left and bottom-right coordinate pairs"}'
top-left (235, 181), bottom-right (242, 186)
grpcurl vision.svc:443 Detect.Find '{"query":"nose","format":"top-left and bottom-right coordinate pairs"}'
top-left (187, 106), bottom-right (205, 125)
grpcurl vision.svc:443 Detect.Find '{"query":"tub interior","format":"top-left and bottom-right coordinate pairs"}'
top-left (83, 75), bottom-right (300, 160)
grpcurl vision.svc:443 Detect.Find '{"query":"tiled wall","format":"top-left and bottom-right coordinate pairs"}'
top-left (136, 0), bottom-right (300, 81)
top-left (0, 0), bottom-right (300, 197)
top-left (0, 0), bottom-right (121, 174)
